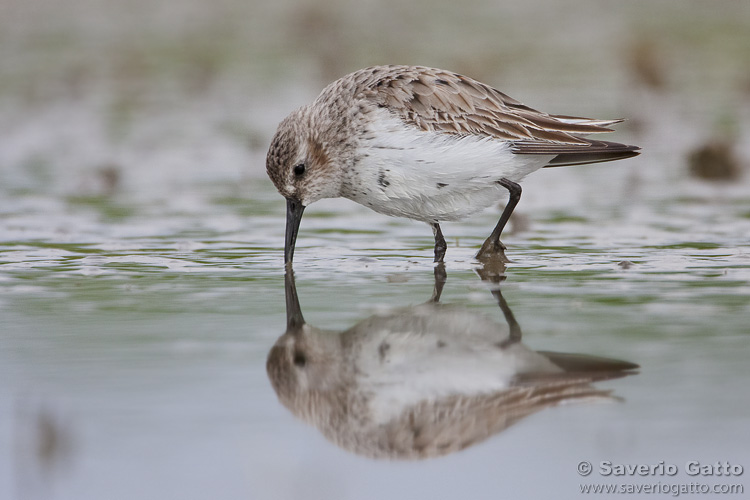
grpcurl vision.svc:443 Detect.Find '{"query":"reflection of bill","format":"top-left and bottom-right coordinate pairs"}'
top-left (267, 266), bottom-right (638, 460)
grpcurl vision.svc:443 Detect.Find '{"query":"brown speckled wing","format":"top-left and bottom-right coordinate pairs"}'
top-left (352, 65), bottom-right (619, 145)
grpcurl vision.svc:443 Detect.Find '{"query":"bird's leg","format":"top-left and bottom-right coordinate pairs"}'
top-left (476, 178), bottom-right (521, 262)
top-left (431, 222), bottom-right (447, 263)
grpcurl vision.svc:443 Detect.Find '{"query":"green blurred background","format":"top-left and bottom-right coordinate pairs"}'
top-left (1, 0), bottom-right (748, 191)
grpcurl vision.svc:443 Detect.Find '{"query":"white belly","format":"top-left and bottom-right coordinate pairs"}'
top-left (346, 111), bottom-right (553, 222)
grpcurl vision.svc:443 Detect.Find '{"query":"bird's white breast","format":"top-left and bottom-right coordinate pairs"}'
top-left (347, 110), bottom-right (553, 222)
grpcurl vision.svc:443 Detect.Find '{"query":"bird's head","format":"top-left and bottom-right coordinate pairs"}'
top-left (266, 106), bottom-right (345, 263)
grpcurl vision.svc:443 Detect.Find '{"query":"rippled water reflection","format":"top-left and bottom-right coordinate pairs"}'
top-left (2, 161), bottom-right (749, 498)
top-left (268, 266), bottom-right (639, 460)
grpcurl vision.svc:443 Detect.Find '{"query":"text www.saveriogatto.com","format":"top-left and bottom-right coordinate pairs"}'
top-left (577, 461), bottom-right (744, 496)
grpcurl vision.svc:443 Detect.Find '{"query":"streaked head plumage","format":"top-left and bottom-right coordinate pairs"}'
top-left (266, 106), bottom-right (346, 207)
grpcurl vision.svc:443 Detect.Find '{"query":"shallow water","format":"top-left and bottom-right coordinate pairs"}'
top-left (2, 156), bottom-right (750, 499)
top-left (2, 0), bottom-right (750, 498)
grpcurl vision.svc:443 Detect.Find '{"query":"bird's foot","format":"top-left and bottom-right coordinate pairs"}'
top-left (433, 250), bottom-right (445, 263)
top-left (475, 238), bottom-right (511, 264)
top-left (431, 223), bottom-right (447, 263)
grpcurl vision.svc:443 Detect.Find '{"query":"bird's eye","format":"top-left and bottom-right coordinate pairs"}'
top-left (293, 164), bottom-right (306, 176)
top-left (293, 351), bottom-right (307, 367)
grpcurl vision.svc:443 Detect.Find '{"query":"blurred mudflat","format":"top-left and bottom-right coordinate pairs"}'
top-left (1, 1), bottom-right (749, 499)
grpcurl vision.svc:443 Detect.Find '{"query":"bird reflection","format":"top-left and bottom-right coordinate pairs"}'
top-left (267, 264), bottom-right (638, 460)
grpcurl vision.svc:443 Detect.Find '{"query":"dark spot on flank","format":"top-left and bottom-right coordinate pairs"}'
top-left (436, 340), bottom-right (447, 348)
top-left (378, 171), bottom-right (390, 189)
top-left (378, 341), bottom-right (390, 361)
top-left (436, 183), bottom-right (448, 189)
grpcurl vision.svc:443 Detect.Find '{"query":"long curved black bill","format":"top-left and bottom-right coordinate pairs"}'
top-left (284, 198), bottom-right (305, 264)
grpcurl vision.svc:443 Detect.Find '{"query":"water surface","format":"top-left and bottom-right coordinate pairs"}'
top-left (2, 0), bottom-right (750, 497)
top-left (2, 160), bottom-right (749, 499)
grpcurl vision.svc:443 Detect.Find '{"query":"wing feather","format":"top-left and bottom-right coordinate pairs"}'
top-left (343, 65), bottom-right (639, 163)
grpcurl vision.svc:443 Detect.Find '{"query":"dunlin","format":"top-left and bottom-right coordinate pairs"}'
top-left (267, 268), bottom-right (638, 459)
top-left (266, 65), bottom-right (640, 263)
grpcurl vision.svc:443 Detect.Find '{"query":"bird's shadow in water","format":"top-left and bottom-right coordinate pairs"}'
top-left (267, 263), bottom-right (639, 460)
